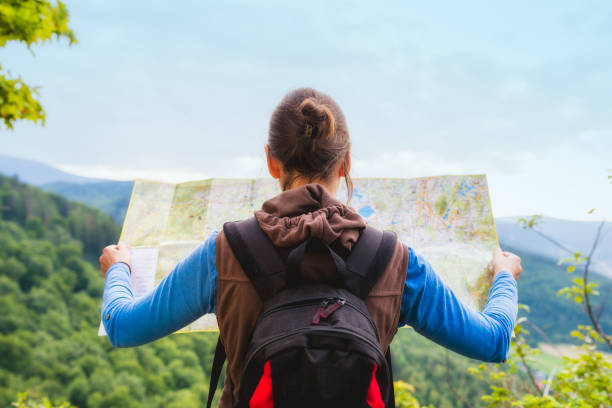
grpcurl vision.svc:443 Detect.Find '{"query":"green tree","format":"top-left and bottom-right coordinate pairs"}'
top-left (0, 0), bottom-right (76, 129)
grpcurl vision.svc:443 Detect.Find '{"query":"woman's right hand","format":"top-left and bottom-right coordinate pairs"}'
top-left (491, 248), bottom-right (522, 280)
top-left (99, 242), bottom-right (131, 278)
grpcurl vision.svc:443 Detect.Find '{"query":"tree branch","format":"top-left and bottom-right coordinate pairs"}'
top-left (596, 290), bottom-right (609, 320)
top-left (515, 344), bottom-right (542, 396)
top-left (524, 321), bottom-right (565, 357)
top-left (531, 229), bottom-right (574, 255)
top-left (582, 221), bottom-right (612, 350)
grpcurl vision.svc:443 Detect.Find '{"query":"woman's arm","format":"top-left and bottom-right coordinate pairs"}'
top-left (101, 231), bottom-right (218, 347)
top-left (399, 248), bottom-right (518, 363)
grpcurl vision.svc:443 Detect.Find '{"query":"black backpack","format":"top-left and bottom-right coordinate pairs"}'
top-left (207, 217), bottom-right (398, 408)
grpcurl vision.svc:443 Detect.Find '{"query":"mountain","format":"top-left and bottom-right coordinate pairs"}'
top-left (0, 155), bottom-right (132, 223)
top-left (43, 181), bottom-right (133, 224)
top-left (497, 217), bottom-right (612, 279)
top-left (0, 154), bottom-right (102, 185)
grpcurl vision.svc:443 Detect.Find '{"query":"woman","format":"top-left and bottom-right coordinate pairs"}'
top-left (100, 88), bottom-right (521, 407)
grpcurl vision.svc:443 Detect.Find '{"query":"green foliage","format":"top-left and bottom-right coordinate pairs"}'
top-left (470, 319), bottom-right (612, 407)
top-left (0, 0), bottom-right (76, 129)
top-left (0, 175), bottom-right (120, 256)
top-left (394, 380), bottom-right (433, 408)
top-left (553, 344), bottom-right (611, 406)
top-left (556, 254), bottom-right (600, 306)
top-left (0, 178), bottom-right (219, 407)
top-left (11, 392), bottom-right (74, 408)
top-left (517, 215), bottom-right (543, 230)
top-left (0, 68), bottom-right (44, 128)
top-left (0, 0), bottom-right (76, 46)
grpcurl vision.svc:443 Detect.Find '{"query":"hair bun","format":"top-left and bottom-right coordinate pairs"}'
top-left (299, 97), bottom-right (336, 140)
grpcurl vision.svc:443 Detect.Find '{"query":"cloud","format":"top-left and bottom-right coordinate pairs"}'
top-left (57, 154), bottom-right (268, 182)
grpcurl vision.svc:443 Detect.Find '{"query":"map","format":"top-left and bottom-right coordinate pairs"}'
top-left (99, 175), bottom-right (498, 335)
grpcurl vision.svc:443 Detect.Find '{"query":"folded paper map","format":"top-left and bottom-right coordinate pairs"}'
top-left (99, 176), bottom-right (498, 335)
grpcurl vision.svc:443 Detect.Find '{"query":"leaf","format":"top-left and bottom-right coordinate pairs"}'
top-left (517, 215), bottom-right (542, 230)
top-left (518, 304), bottom-right (530, 312)
top-left (0, 0), bottom-right (76, 130)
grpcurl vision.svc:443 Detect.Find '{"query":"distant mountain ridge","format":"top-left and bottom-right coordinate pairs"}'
top-left (43, 181), bottom-right (134, 223)
top-left (497, 217), bottom-right (612, 279)
top-left (0, 154), bottom-right (131, 222)
top-left (0, 154), bottom-right (102, 185)
top-left (1, 155), bottom-right (609, 278)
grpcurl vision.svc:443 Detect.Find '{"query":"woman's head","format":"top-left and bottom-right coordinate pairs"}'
top-left (266, 87), bottom-right (352, 199)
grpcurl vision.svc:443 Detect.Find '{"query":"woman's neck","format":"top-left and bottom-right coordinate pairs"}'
top-left (283, 176), bottom-right (340, 197)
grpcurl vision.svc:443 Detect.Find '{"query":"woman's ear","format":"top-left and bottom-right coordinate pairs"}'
top-left (339, 149), bottom-right (351, 177)
top-left (265, 145), bottom-right (281, 179)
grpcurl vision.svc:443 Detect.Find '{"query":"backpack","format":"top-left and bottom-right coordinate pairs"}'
top-left (207, 217), bottom-right (398, 408)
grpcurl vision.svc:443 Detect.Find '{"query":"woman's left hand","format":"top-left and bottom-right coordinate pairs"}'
top-left (99, 242), bottom-right (131, 277)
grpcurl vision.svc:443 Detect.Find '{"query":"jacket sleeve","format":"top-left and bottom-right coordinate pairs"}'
top-left (101, 231), bottom-right (218, 347)
top-left (398, 247), bottom-right (518, 363)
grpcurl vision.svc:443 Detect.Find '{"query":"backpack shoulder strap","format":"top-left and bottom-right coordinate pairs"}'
top-left (343, 226), bottom-right (398, 299)
top-left (222, 217), bottom-right (287, 301)
top-left (206, 337), bottom-right (226, 408)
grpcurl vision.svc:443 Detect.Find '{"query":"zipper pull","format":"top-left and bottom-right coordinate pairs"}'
top-left (312, 299), bottom-right (330, 325)
top-left (320, 298), bottom-right (345, 319)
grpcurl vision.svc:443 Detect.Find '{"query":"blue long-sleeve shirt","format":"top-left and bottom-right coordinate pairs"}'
top-left (102, 232), bottom-right (517, 362)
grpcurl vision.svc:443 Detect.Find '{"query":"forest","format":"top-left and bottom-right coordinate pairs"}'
top-left (0, 175), bottom-right (217, 407)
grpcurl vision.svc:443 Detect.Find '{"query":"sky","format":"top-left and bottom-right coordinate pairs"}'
top-left (2, 0), bottom-right (611, 220)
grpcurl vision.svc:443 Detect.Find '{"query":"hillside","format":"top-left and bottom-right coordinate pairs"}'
top-left (0, 176), bottom-right (119, 256)
top-left (42, 181), bottom-right (134, 224)
top-left (0, 155), bottom-right (132, 224)
top-left (0, 175), bottom-right (219, 407)
top-left (513, 245), bottom-right (612, 346)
